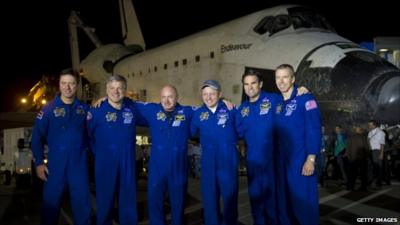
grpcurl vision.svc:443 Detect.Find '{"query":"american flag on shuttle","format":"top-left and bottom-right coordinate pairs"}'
top-left (305, 100), bottom-right (318, 111)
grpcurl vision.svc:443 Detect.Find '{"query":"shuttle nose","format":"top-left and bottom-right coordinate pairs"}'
top-left (369, 73), bottom-right (400, 123)
top-left (376, 76), bottom-right (400, 122)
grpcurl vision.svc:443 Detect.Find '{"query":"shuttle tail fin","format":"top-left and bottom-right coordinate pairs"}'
top-left (119, 0), bottom-right (146, 50)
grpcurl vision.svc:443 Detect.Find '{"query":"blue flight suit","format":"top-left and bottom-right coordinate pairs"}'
top-left (136, 102), bottom-right (193, 225)
top-left (191, 100), bottom-right (239, 225)
top-left (31, 95), bottom-right (91, 225)
top-left (87, 99), bottom-right (145, 225)
top-left (274, 88), bottom-right (321, 225)
top-left (236, 91), bottom-right (278, 225)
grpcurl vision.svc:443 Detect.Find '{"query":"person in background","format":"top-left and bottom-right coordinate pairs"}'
top-left (334, 125), bottom-right (348, 185)
top-left (382, 129), bottom-right (392, 186)
top-left (367, 120), bottom-right (385, 188)
top-left (346, 125), bottom-right (370, 191)
top-left (188, 139), bottom-right (202, 179)
top-left (317, 125), bottom-right (329, 187)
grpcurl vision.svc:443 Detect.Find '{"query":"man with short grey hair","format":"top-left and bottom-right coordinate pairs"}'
top-left (87, 74), bottom-right (145, 225)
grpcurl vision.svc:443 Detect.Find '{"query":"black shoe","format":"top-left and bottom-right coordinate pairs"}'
top-left (356, 187), bottom-right (367, 192)
top-left (371, 185), bottom-right (382, 190)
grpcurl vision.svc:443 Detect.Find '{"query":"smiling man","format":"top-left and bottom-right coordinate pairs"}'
top-left (191, 80), bottom-right (239, 225)
top-left (235, 70), bottom-right (279, 225)
top-left (31, 68), bottom-right (91, 225)
top-left (274, 64), bottom-right (321, 225)
top-left (134, 85), bottom-right (194, 225)
top-left (87, 75), bottom-right (145, 225)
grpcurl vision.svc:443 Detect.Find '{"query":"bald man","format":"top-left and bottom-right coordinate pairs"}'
top-left (136, 85), bottom-right (194, 225)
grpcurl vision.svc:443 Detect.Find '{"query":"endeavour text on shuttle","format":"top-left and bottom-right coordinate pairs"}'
top-left (220, 43), bottom-right (252, 53)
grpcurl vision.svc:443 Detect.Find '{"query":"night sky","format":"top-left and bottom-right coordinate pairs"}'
top-left (2, 0), bottom-right (399, 111)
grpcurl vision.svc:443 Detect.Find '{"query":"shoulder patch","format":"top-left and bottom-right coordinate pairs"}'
top-left (305, 100), bottom-right (318, 111)
top-left (37, 111), bottom-right (44, 120)
top-left (86, 111), bottom-right (93, 120)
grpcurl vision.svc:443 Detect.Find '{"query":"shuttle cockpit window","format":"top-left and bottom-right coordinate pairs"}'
top-left (254, 7), bottom-right (335, 36)
top-left (287, 7), bottom-right (335, 32)
top-left (253, 16), bottom-right (274, 35)
top-left (253, 15), bottom-right (291, 36)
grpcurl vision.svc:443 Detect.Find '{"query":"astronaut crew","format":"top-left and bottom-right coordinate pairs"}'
top-left (33, 69), bottom-right (320, 225)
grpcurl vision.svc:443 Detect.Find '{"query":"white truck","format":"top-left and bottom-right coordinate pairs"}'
top-left (0, 127), bottom-right (33, 186)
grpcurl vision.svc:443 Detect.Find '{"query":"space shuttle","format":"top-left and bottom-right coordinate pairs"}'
top-left (78, 0), bottom-right (400, 130)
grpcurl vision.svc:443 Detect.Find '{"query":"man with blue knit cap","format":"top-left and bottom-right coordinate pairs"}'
top-left (31, 68), bottom-right (92, 225)
top-left (191, 80), bottom-right (239, 225)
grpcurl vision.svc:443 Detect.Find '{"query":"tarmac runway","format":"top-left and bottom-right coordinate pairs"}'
top-left (1, 175), bottom-right (399, 225)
